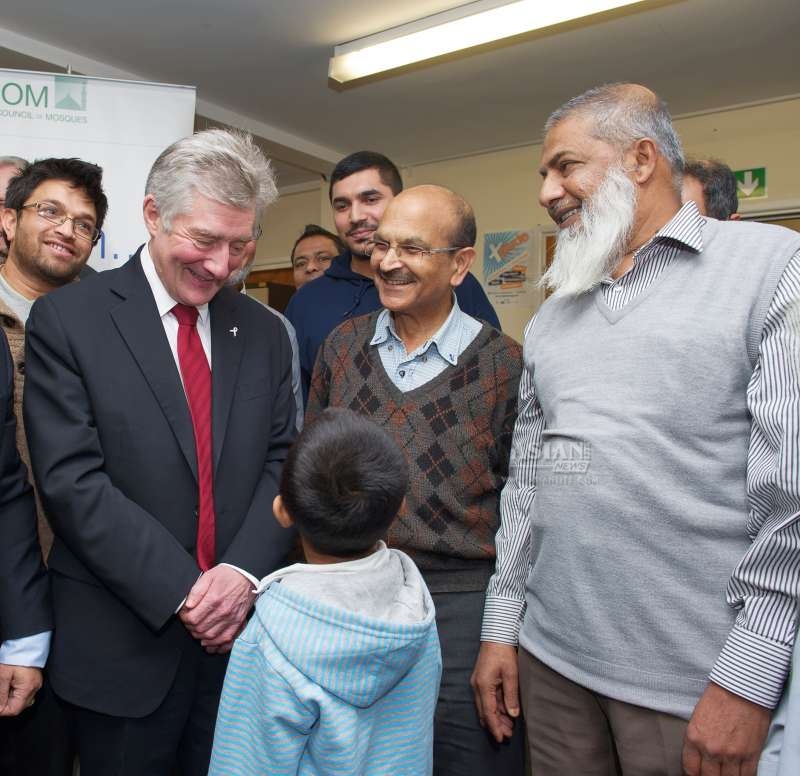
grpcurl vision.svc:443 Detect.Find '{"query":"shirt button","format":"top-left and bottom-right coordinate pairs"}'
top-left (387, 345), bottom-right (393, 351)
top-left (422, 356), bottom-right (428, 363)
top-left (399, 370), bottom-right (406, 378)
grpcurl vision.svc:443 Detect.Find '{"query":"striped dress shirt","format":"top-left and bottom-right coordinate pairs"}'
top-left (482, 202), bottom-right (800, 708)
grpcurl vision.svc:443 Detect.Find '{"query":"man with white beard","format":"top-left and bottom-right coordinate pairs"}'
top-left (471, 83), bottom-right (800, 776)
top-left (538, 162), bottom-right (638, 296)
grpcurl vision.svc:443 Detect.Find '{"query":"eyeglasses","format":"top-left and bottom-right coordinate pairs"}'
top-left (366, 239), bottom-right (465, 261)
top-left (178, 223), bottom-right (263, 259)
top-left (21, 201), bottom-right (100, 243)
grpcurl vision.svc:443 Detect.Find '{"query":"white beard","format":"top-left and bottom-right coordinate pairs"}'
top-left (540, 164), bottom-right (637, 298)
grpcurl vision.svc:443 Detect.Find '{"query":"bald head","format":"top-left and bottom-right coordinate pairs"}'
top-left (547, 83), bottom-right (656, 124)
top-left (545, 82), bottom-right (684, 191)
top-left (384, 185), bottom-right (476, 249)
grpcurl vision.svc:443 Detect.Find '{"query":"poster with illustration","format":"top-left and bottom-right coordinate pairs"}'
top-left (482, 229), bottom-right (533, 305)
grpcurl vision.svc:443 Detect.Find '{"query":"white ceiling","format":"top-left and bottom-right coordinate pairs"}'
top-left (1, 0), bottom-right (798, 189)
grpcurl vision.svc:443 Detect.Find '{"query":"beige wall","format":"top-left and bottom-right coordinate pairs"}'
top-left (255, 183), bottom-right (336, 267)
top-left (679, 98), bottom-right (800, 212)
top-left (256, 96), bottom-right (800, 343)
top-left (254, 186), bottom-right (323, 266)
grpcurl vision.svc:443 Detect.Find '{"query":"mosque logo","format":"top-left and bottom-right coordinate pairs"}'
top-left (54, 76), bottom-right (87, 111)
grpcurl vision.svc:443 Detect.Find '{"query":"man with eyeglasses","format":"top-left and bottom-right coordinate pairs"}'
top-left (286, 151), bottom-right (500, 403)
top-left (289, 223), bottom-right (344, 289)
top-left (0, 157), bottom-right (105, 776)
top-left (0, 158), bottom-right (105, 558)
top-left (22, 131), bottom-right (297, 775)
top-left (306, 184), bottom-right (524, 776)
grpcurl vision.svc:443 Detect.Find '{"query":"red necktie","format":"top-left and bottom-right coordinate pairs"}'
top-left (171, 303), bottom-right (215, 570)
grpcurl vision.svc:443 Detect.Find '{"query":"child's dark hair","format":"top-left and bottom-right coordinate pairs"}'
top-left (280, 408), bottom-right (408, 557)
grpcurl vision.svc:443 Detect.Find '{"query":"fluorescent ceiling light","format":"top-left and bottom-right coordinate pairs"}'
top-left (330, 0), bottom-right (652, 84)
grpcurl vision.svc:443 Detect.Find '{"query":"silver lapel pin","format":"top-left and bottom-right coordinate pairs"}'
top-left (229, 326), bottom-right (239, 338)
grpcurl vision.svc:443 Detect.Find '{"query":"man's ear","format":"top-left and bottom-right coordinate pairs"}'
top-left (272, 495), bottom-right (294, 528)
top-left (1, 208), bottom-right (18, 245)
top-left (729, 213), bottom-right (742, 221)
top-left (142, 195), bottom-right (162, 238)
top-left (625, 137), bottom-right (659, 185)
top-left (450, 246), bottom-right (476, 288)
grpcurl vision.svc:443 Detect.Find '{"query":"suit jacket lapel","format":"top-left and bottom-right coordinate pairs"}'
top-left (210, 288), bottom-right (244, 473)
top-left (108, 252), bottom-right (198, 480)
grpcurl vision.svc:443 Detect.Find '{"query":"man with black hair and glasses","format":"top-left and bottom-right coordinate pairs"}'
top-left (289, 223), bottom-right (344, 289)
top-left (286, 150), bottom-right (500, 402)
top-left (0, 157), bottom-right (106, 560)
top-left (0, 157), bottom-right (107, 776)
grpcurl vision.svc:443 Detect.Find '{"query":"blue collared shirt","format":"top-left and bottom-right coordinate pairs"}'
top-left (371, 297), bottom-right (482, 391)
top-left (0, 634), bottom-right (51, 668)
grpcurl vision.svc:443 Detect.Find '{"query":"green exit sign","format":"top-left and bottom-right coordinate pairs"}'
top-left (734, 167), bottom-right (767, 199)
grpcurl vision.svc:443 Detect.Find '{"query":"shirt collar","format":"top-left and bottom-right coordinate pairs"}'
top-left (601, 201), bottom-right (706, 285)
top-left (652, 200), bottom-right (705, 253)
top-left (140, 243), bottom-right (210, 325)
top-left (370, 294), bottom-right (466, 366)
top-left (632, 200), bottom-right (705, 262)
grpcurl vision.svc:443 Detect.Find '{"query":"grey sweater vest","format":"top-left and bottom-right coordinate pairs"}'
top-left (520, 218), bottom-right (800, 718)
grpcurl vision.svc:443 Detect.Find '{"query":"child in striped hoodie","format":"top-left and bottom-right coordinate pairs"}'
top-left (210, 408), bottom-right (441, 775)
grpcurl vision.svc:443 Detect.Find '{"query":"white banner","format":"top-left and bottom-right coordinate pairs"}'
top-left (0, 69), bottom-right (195, 269)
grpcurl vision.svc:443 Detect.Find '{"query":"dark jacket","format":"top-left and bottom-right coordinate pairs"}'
top-left (0, 328), bottom-right (51, 645)
top-left (23, 251), bottom-right (296, 716)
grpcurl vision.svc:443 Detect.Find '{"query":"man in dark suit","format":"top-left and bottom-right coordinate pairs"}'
top-left (23, 129), bottom-right (297, 775)
top-left (0, 328), bottom-right (51, 717)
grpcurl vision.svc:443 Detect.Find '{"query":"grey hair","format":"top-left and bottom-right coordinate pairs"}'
top-left (544, 83), bottom-right (684, 190)
top-left (0, 155), bottom-right (29, 171)
top-left (145, 129), bottom-right (278, 231)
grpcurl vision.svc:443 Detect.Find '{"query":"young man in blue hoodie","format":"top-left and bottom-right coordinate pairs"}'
top-left (285, 151), bottom-right (500, 401)
top-left (209, 408), bottom-right (441, 776)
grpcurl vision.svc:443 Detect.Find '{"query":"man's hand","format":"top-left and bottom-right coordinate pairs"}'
top-left (470, 641), bottom-right (520, 743)
top-left (0, 664), bottom-right (42, 717)
top-left (179, 565), bottom-right (255, 654)
top-left (682, 681), bottom-right (771, 776)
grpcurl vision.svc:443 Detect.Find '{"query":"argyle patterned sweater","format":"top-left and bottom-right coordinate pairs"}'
top-left (307, 312), bottom-right (522, 592)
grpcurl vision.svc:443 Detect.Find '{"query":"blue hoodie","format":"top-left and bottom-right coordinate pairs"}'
top-left (285, 251), bottom-right (501, 401)
top-left (210, 546), bottom-right (441, 776)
